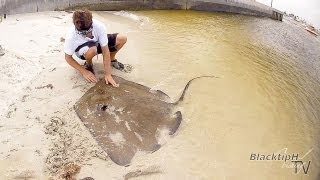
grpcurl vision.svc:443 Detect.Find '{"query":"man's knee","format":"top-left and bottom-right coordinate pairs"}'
top-left (117, 34), bottom-right (127, 45)
top-left (84, 46), bottom-right (97, 60)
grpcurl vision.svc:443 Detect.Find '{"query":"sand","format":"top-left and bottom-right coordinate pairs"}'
top-left (0, 11), bottom-right (147, 180)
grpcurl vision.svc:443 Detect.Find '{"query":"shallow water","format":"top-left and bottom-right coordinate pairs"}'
top-left (97, 10), bottom-right (320, 179)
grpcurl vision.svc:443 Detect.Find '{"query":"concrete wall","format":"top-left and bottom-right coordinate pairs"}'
top-left (0, 0), bottom-right (283, 21)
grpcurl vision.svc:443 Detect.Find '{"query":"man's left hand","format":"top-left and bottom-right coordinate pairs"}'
top-left (105, 75), bottom-right (119, 87)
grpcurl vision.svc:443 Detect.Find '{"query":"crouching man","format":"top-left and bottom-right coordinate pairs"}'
top-left (64, 9), bottom-right (127, 87)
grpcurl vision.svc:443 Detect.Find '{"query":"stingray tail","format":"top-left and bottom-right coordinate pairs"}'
top-left (173, 75), bottom-right (218, 105)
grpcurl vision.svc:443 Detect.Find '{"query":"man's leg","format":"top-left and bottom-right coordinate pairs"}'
top-left (83, 46), bottom-right (98, 65)
top-left (81, 46), bottom-right (97, 73)
top-left (110, 34), bottom-right (127, 61)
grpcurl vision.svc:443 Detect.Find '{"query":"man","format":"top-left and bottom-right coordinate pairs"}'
top-left (64, 9), bottom-right (127, 87)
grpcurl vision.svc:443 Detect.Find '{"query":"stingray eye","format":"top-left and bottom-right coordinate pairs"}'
top-left (101, 105), bottom-right (108, 111)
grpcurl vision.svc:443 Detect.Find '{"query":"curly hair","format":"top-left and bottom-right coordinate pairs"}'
top-left (72, 9), bottom-right (93, 30)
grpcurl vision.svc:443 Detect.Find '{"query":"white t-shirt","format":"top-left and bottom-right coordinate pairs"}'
top-left (64, 19), bottom-right (108, 55)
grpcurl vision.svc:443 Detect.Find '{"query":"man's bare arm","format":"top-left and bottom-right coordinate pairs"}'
top-left (100, 46), bottom-right (111, 76)
top-left (65, 54), bottom-right (85, 72)
top-left (101, 46), bottom-right (118, 87)
top-left (65, 53), bottom-right (97, 82)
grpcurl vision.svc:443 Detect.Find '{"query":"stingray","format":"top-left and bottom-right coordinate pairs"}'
top-left (74, 75), bottom-right (215, 166)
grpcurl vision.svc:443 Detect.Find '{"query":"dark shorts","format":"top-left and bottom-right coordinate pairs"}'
top-left (76, 33), bottom-right (118, 60)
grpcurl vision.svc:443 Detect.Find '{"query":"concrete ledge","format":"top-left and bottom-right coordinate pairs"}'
top-left (143, 0), bottom-right (186, 9)
top-left (0, 0), bottom-right (283, 21)
top-left (187, 1), bottom-right (271, 17)
top-left (63, 1), bottom-right (146, 11)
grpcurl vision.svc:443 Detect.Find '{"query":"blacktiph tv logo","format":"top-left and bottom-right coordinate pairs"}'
top-left (250, 148), bottom-right (313, 175)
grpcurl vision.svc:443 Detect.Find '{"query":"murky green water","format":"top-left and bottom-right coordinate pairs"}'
top-left (98, 10), bottom-right (320, 179)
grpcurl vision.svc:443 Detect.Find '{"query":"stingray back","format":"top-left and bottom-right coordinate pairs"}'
top-left (74, 76), bottom-right (182, 166)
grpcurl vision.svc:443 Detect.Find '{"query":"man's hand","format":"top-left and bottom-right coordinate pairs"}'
top-left (105, 74), bottom-right (119, 87)
top-left (65, 54), bottom-right (97, 83)
top-left (82, 70), bottom-right (97, 83)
